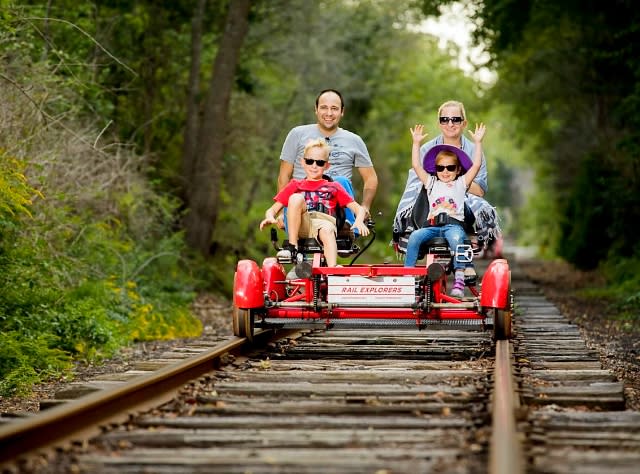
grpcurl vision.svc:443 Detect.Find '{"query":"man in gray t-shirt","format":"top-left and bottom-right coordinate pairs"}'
top-left (278, 89), bottom-right (378, 216)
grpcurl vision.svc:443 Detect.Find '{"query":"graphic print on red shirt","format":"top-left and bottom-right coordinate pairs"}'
top-left (274, 179), bottom-right (353, 217)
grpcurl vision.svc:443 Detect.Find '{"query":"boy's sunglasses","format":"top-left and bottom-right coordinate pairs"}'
top-left (439, 116), bottom-right (464, 124)
top-left (304, 158), bottom-right (327, 166)
top-left (436, 164), bottom-right (459, 172)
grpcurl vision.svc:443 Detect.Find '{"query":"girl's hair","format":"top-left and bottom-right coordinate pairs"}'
top-left (435, 150), bottom-right (460, 166)
top-left (437, 100), bottom-right (466, 120)
top-left (304, 138), bottom-right (331, 158)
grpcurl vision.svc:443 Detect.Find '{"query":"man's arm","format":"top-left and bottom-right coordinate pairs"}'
top-left (357, 166), bottom-right (378, 215)
top-left (278, 161), bottom-right (294, 191)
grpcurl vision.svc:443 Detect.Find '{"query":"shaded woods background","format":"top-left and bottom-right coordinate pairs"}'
top-left (1, 0), bottom-right (638, 395)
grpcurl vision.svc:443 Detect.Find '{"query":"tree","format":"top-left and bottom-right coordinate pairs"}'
top-left (182, 0), bottom-right (207, 192)
top-left (183, 0), bottom-right (251, 255)
top-left (420, 0), bottom-right (640, 268)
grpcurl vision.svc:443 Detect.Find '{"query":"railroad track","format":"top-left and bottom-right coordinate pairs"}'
top-left (1, 256), bottom-right (639, 473)
top-left (512, 269), bottom-right (640, 473)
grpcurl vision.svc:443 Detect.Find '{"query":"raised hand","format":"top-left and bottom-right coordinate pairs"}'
top-left (467, 122), bottom-right (486, 143)
top-left (410, 124), bottom-right (427, 144)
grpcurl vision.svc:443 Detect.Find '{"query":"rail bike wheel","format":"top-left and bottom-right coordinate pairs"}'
top-left (232, 306), bottom-right (255, 341)
top-left (493, 284), bottom-right (515, 341)
top-left (492, 307), bottom-right (512, 340)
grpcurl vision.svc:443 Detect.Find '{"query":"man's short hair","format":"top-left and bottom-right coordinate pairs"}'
top-left (315, 89), bottom-right (344, 110)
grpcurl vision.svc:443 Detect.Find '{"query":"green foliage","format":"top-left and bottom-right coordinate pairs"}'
top-left (0, 202), bottom-right (203, 396)
top-left (0, 331), bottom-right (72, 397)
top-left (48, 297), bottom-right (123, 358)
top-left (575, 256), bottom-right (640, 330)
top-left (0, 150), bottom-right (40, 220)
top-left (602, 256), bottom-right (640, 321)
top-left (0, 7), bottom-right (205, 396)
top-left (557, 152), bottom-right (612, 269)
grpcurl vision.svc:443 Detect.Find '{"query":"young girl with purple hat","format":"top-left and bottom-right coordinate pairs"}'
top-left (404, 123), bottom-right (486, 297)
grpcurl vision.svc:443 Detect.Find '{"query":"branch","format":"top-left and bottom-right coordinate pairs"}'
top-left (23, 16), bottom-right (138, 77)
top-left (0, 73), bottom-right (48, 125)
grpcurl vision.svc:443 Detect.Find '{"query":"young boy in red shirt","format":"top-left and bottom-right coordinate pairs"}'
top-left (260, 138), bottom-right (370, 267)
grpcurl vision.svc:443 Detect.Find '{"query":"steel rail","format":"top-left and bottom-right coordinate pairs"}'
top-left (489, 339), bottom-right (524, 474)
top-left (0, 336), bottom-right (250, 464)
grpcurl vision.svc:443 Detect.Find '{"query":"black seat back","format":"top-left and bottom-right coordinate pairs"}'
top-left (411, 186), bottom-right (475, 233)
top-left (411, 186), bottom-right (430, 230)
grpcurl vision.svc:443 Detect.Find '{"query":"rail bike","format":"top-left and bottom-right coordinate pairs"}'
top-left (232, 217), bottom-right (513, 342)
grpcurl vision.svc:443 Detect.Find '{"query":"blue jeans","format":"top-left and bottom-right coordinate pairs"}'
top-left (284, 176), bottom-right (358, 235)
top-left (404, 224), bottom-right (467, 268)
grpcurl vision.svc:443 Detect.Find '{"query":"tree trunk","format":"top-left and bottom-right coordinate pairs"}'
top-left (184, 0), bottom-right (251, 255)
top-left (182, 0), bottom-right (206, 192)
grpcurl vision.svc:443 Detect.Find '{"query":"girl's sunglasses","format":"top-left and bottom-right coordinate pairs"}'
top-left (436, 164), bottom-right (458, 172)
top-left (304, 158), bottom-right (327, 166)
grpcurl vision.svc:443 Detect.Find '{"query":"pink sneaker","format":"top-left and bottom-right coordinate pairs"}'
top-left (450, 271), bottom-right (465, 298)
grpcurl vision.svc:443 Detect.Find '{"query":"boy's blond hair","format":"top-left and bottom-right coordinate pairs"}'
top-left (303, 138), bottom-right (331, 158)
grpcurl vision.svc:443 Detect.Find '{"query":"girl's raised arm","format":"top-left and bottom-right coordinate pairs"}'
top-left (410, 124), bottom-right (429, 185)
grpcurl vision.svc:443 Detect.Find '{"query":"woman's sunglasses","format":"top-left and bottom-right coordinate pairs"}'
top-left (439, 116), bottom-right (464, 124)
top-left (304, 158), bottom-right (327, 166)
top-left (436, 164), bottom-right (458, 172)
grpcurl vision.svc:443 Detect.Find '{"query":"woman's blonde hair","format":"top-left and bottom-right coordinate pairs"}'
top-left (437, 100), bottom-right (466, 121)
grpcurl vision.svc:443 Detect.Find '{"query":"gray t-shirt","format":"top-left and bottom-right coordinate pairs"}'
top-left (280, 124), bottom-right (373, 181)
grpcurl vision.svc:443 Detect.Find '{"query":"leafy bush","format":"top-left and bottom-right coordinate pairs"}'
top-left (601, 256), bottom-right (640, 326)
top-left (0, 34), bottom-right (204, 397)
top-left (0, 331), bottom-right (72, 397)
top-left (0, 205), bottom-right (203, 396)
top-left (0, 150), bottom-right (40, 219)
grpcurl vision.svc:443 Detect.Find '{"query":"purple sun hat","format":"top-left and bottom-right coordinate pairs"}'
top-left (422, 144), bottom-right (473, 174)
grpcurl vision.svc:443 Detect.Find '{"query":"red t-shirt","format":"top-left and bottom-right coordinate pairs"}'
top-left (274, 179), bottom-right (354, 217)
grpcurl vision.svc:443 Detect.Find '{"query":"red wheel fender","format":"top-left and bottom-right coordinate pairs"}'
top-left (480, 258), bottom-right (510, 309)
top-left (262, 257), bottom-right (287, 301)
top-left (233, 259), bottom-right (264, 308)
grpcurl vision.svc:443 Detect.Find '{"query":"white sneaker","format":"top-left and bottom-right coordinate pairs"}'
top-left (276, 245), bottom-right (297, 263)
top-left (276, 249), bottom-right (293, 260)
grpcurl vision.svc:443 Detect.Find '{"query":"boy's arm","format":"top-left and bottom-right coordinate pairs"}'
top-left (260, 202), bottom-right (284, 230)
top-left (464, 123), bottom-right (486, 187)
